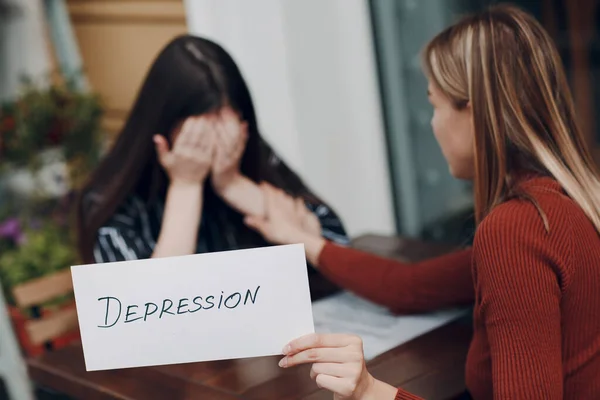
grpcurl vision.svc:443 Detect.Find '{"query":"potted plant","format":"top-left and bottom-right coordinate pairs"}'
top-left (0, 212), bottom-right (81, 355)
top-left (0, 78), bottom-right (104, 355)
top-left (0, 77), bottom-right (103, 190)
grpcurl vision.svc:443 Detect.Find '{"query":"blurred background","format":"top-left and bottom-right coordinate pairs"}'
top-left (1, 0), bottom-right (600, 398)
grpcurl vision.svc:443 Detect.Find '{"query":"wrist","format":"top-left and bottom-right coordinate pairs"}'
top-left (297, 232), bottom-right (326, 266)
top-left (361, 376), bottom-right (398, 400)
top-left (212, 170), bottom-right (243, 194)
top-left (169, 180), bottom-right (203, 195)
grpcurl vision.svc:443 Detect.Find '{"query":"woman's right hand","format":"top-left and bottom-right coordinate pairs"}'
top-left (245, 183), bottom-right (326, 265)
top-left (153, 116), bottom-right (215, 185)
top-left (244, 182), bottom-right (309, 245)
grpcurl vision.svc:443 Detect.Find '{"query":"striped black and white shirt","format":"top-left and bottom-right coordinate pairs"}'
top-left (93, 195), bottom-right (349, 263)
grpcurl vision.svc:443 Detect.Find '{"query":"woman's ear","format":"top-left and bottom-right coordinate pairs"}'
top-left (463, 101), bottom-right (473, 116)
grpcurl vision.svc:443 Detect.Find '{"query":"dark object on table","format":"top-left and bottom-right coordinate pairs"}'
top-left (35, 387), bottom-right (73, 400)
top-left (421, 207), bottom-right (476, 247)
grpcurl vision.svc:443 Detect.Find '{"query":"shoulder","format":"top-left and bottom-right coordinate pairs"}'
top-left (476, 177), bottom-right (576, 247)
top-left (473, 178), bottom-right (577, 278)
top-left (475, 198), bottom-right (544, 247)
top-left (473, 198), bottom-right (547, 277)
top-left (101, 195), bottom-right (148, 232)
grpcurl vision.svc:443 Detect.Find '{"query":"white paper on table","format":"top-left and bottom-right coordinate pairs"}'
top-left (312, 291), bottom-right (468, 360)
top-left (71, 244), bottom-right (314, 371)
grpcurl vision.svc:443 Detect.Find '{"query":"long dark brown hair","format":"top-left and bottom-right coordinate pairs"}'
top-left (77, 35), bottom-right (322, 263)
top-left (423, 4), bottom-right (600, 231)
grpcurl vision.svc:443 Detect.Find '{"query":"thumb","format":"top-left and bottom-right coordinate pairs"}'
top-left (153, 134), bottom-right (170, 163)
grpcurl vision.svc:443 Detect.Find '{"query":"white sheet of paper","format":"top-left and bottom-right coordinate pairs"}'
top-left (312, 291), bottom-right (468, 360)
top-left (71, 244), bottom-right (314, 371)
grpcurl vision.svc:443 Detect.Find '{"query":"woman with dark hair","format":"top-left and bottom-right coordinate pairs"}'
top-left (76, 35), bottom-right (347, 275)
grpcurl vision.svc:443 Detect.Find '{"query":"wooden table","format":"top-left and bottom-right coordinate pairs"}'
top-left (26, 235), bottom-right (472, 400)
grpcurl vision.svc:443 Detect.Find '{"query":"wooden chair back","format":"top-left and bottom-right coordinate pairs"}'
top-left (11, 269), bottom-right (78, 347)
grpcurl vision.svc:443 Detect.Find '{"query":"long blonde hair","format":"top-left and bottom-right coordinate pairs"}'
top-left (423, 4), bottom-right (600, 232)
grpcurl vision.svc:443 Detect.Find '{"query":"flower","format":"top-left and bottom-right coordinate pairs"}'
top-left (0, 218), bottom-right (26, 245)
top-left (1, 116), bottom-right (15, 132)
top-left (0, 79), bottom-right (103, 175)
top-left (47, 120), bottom-right (65, 146)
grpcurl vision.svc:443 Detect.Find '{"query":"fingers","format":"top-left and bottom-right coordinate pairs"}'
top-left (314, 374), bottom-right (356, 398)
top-left (260, 182), bottom-right (306, 222)
top-left (278, 332), bottom-right (369, 399)
top-left (244, 215), bottom-right (267, 233)
top-left (279, 347), bottom-right (362, 368)
top-left (212, 117), bottom-right (228, 147)
top-left (153, 134), bottom-right (170, 165)
top-left (260, 182), bottom-right (278, 219)
top-left (189, 118), bottom-right (208, 148)
top-left (173, 117), bottom-right (216, 155)
top-left (260, 182), bottom-right (293, 223)
top-left (174, 113), bottom-right (247, 170)
top-left (172, 118), bottom-right (197, 150)
top-left (283, 333), bottom-right (362, 356)
top-left (259, 181), bottom-right (277, 192)
top-left (193, 118), bottom-right (216, 153)
top-left (309, 363), bottom-right (351, 380)
top-left (215, 115), bottom-right (248, 157)
top-left (200, 122), bottom-right (216, 155)
top-left (273, 187), bottom-right (296, 213)
top-left (220, 112), bottom-right (239, 148)
top-left (295, 197), bottom-right (308, 218)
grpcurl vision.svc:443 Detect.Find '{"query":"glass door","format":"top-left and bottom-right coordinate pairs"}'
top-left (370, 0), bottom-right (600, 244)
top-left (369, 0), bottom-right (486, 244)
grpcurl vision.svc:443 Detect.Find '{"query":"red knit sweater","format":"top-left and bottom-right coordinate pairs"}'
top-left (317, 177), bottom-right (600, 399)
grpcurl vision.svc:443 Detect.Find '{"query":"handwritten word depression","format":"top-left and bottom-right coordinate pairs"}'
top-left (97, 285), bottom-right (261, 328)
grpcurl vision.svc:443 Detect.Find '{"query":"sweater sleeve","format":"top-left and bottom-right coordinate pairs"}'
top-left (395, 389), bottom-right (424, 399)
top-left (317, 241), bottom-right (474, 314)
top-left (473, 204), bottom-right (563, 398)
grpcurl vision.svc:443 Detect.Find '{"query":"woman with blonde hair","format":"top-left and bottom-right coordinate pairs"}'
top-left (245, 4), bottom-right (600, 399)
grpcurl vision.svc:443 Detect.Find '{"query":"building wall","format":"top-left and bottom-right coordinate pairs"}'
top-left (0, 0), bottom-right (51, 101)
top-left (65, 0), bottom-right (396, 238)
top-left (66, 0), bottom-right (188, 136)
top-left (185, 0), bottom-right (396, 237)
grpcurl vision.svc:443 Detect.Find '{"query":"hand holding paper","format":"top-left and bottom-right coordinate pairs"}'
top-left (71, 244), bottom-right (314, 371)
top-left (278, 333), bottom-right (399, 400)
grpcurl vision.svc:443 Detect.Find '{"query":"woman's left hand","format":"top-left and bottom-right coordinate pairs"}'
top-left (279, 333), bottom-right (376, 400)
top-left (211, 108), bottom-right (248, 192)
